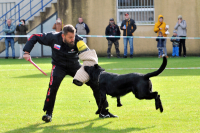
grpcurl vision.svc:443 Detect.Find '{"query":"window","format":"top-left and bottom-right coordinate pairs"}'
top-left (117, 0), bottom-right (154, 25)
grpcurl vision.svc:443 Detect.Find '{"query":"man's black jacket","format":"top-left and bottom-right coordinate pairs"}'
top-left (23, 32), bottom-right (83, 68)
top-left (120, 19), bottom-right (137, 36)
top-left (105, 24), bottom-right (121, 42)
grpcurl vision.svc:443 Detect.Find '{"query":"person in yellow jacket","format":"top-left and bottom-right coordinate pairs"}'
top-left (154, 15), bottom-right (168, 57)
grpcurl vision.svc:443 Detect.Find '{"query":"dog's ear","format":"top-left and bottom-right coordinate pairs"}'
top-left (94, 64), bottom-right (99, 69)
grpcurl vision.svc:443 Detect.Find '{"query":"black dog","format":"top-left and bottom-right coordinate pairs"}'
top-left (84, 56), bottom-right (167, 115)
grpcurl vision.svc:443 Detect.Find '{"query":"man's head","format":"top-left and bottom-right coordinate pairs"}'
top-left (7, 19), bottom-right (11, 26)
top-left (173, 30), bottom-right (177, 36)
top-left (109, 18), bottom-right (115, 25)
top-left (159, 17), bottom-right (163, 23)
top-left (178, 15), bottom-right (182, 21)
top-left (61, 24), bottom-right (76, 47)
top-left (125, 13), bottom-right (129, 20)
top-left (56, 18), bottom-right (61, 23)
top-left (78, 17), bottom-right (83, 23)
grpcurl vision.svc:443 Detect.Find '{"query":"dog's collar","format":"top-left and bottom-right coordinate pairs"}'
top-left (98, 71), bottom-right (105, 83)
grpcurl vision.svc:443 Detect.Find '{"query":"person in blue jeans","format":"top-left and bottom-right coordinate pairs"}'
top-left (3, 19), bottom-right (16, 59)
top-left (120, 13), bottom-right (137, 58)
top-left (171, 30), bottom-right (180, 57)
top-left (156, 31), bottom-right (165, 58)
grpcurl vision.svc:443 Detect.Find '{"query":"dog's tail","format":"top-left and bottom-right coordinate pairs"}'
top-left (144, 56), bottom-right (167, 79)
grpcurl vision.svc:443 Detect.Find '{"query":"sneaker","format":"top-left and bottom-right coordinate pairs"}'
top-left (123, 55), bottom-right (127, 58)
top-left (117, 55), bottom-right (121, 58)
top-left (107, 55), bottom-right (111, 59)
top-left (42, 114), bottom-right (52, 122)
top-left (5, 57), bottom-right (8, 59)
top-left (130, 55), bottom-right (133, 58)
top-left (99, 109), bottom-right (118, 118)
top-left (13, 57), bottom-right (15, 59)
top-left (183, 55), bottom-right (186, 57)
top-left (18, 57), bottom-right (23, 59)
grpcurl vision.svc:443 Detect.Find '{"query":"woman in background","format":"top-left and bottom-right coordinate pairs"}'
top-left (16, 19), bottom-right (28, 59)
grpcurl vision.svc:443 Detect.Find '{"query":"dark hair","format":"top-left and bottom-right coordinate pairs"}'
top-left (62, 24), bottom-right (76, 35)
top-left (20, 19), bottom-right (25, 24)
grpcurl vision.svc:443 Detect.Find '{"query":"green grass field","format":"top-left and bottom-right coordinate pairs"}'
top-left (0, 57), bottom-right (200, 133)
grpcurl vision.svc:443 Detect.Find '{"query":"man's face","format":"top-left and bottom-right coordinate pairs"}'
top-left (125, 15), bottom-right (129, 20)
top-left (178, 18), bottom-right (182, 21)
top-left (62, 32), bottom-right (75, 47)
top-left (159, 18), bottom-right (163, 23)
top-left (7, 19), bottom-right (11, 25)
top-left (109, 20), bottom-right (114, 25)
top-left (78, 18), bottom-right (83, 23)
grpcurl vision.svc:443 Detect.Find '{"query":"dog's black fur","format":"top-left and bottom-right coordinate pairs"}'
top-left (84, 56), bottom-right (167, 114)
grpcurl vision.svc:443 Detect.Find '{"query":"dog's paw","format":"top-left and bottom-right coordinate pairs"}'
top-left (117, 103), bottom-right (123, 107)
top-left (155, 95), bottom-right (160, 110)
top-left (96, 109), bottom-right (101, 114)
top-left (160, 105), bottom-right (163, 113)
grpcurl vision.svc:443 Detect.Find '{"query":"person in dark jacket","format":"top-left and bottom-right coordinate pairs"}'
top-left (120, 13), bottom-right (137, 58)
top-left (23, 25), bottom-right (117, 123)
top-left (105, 18), bottom-right (121, 58)
top-left (170, 30), bottom-right (180, 57)
top-left (156, 31), bottom-right (165, 58)
top-left (16, 19), bottom-right (28, 59)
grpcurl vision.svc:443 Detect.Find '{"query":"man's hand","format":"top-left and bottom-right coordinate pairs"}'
top-left (122, 26), bottom-right (126, 29)
top-left (178, 20), bottom-right (182, 24)
top-left (23, 52), bottom-right (30, 61)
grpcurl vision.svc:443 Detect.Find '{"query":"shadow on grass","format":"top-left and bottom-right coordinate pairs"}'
top-left (5, 118), bottom-right (155, 133)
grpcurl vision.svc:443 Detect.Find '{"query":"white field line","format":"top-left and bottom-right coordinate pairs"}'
top-left (0, 67), bottom-right (200, 72)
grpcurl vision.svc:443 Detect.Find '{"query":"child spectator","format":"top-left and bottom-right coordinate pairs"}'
top-left (156, 31), bottom-right (165, 58)
top-left (170, 30), bottom-right (180, 57)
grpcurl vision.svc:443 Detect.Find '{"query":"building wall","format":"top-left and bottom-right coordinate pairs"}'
top-left (58, 0), bottom-right (200, 56)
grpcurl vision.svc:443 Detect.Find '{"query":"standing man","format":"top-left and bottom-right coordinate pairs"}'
top-left (154, 15), bottom-right (168, 58)
top-left (3, 19), bottom-right (16, 59)
top-left (23, 25), bottom-right (117, 123)
top-left (52, 18), bottom-right (62, 32)
top-left (120, 13), bottom-right (137, 58)
top-left (75, 17), bottom-right (90, 44)
top-left (105, 18), bottom-right (121, 58)
top-left (174, 15), bottom-right (187, 57)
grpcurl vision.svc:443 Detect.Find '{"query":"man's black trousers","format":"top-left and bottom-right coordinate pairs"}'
top-left (179, 36), bottom-right (186, 56)
top-left (43, 63), bottom-right (108, 114)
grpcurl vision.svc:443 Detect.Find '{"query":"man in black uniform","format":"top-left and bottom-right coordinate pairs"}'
top-left (23, 25), bottom-right (117, 122)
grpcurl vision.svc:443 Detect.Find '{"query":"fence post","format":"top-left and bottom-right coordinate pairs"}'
top-left (18, 4), bottom-right (20, 22)
top-left (30, 0), bottom-right (32, 16)
top-left (41, 0), bottom-right (43, 11)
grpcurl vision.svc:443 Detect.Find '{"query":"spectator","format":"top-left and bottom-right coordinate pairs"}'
top-left (3, 19), bottom-right (16, 59)
top-left (170, 30), bottom-right (180, 57)
top-left (16, 19), bottom-right (28, 59)
top-left (156, 31), bottom-right (165, 58)
top-left (120, 13), bottom-right (137, 58)
top-left (75, 17), bottom-right (90, 44)
top-left (52, 18), bottom-right (62, 32)
top-left (174, 15), bottom-right (187, 57)
top-left (154, 15), bottom-right (168, 58)
top-left (105, 18), bottom-right (121, 58)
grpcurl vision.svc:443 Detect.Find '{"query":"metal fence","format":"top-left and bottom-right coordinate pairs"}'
top-left (0, 0), bottom-right (54, 41)
top-left (117, 0), bottom-right (154, 25)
